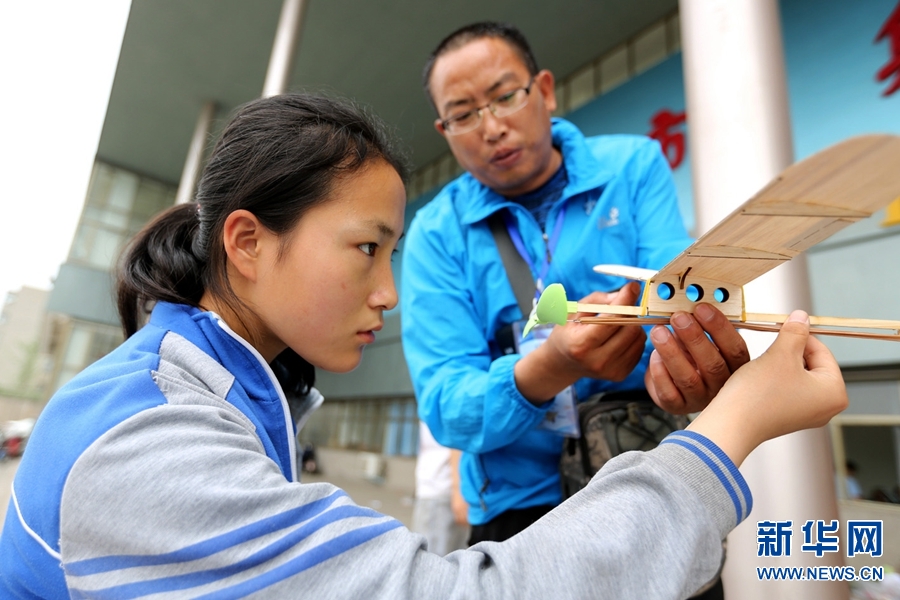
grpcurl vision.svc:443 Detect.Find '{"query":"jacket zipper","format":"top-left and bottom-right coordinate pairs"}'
top-left (477, 454), bottom-right (490, 513)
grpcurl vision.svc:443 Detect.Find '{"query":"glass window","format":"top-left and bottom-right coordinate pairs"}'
top-left (300, 396), bottom-right (418, 456)
top-left (70, 161), bottom-right (176, 271)
top-left (54, 320), bottom-right (123, 392)
top-left (62, 326), bottom-right (91, 368)
top-left (87, 228), bottom-right (123, 270)
top-left (86, 164), bottom-right (114, 209)
top-left (106, 171), bottom-right (138, 212)
top-left (833, 372), bottom-right (900, 505)
top-left (84, 206), bottom-right (129, 230)
top-left (69, 225), bottom-right (93, 264)
top-left (834, 420), bottom-right (900, 503)
top-left (132, 179), bottom-right (175, 223)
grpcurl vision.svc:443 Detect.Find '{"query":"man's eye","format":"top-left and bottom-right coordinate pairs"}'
top-left (359, 243), bottom-right (377, 256)
top-left (495, 90), bottom-right (518, 106)
top-left (451, 111), bottom-right (477, 125)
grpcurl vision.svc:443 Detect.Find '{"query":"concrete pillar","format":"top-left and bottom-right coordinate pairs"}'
top-left (175, 101), bottom-right (216, 205)
top-left (679, 1), bottom-right (846, 598)
top-left (261, 0), bottom-right (307, 98)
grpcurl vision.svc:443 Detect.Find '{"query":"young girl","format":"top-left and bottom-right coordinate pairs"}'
top-left (0, 93), bottom-right (848, 599)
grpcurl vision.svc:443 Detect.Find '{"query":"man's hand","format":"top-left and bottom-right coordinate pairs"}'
top-left (515, 282), bottom-right (647, 403)
top-left (645, 303), bottom-right (750, 414)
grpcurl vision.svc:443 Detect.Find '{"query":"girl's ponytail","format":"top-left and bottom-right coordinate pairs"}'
top-left (116, 202), bottom-right (205, 338)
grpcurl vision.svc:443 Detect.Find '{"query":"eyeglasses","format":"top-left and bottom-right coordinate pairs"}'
top-left (439, 78), bottom-right (536, 136)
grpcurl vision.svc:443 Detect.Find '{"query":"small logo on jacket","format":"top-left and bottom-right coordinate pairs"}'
top-left (598, 207), bottom-right (620, 229)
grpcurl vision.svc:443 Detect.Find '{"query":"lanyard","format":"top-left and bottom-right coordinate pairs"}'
top-left (502, 204), bottom-right (567, 298)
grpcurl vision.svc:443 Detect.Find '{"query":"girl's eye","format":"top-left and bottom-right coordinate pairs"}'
top-left (359, 243), bottom-right (377, 257)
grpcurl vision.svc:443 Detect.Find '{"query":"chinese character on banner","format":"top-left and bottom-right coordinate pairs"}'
top-left (757, 520), bottom-right (793, 557)
top-left (875, 1), bottom-right (900, 96)
top-left (847, 521), bottom-right (884, 558)
top-left (647, 109), bottom-right (687, 170)
top-left (801, 520), bottom-right (840, 557)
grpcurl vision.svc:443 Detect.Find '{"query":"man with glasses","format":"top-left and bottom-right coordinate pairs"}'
top-left (401, 24), bottom-right (747, 595)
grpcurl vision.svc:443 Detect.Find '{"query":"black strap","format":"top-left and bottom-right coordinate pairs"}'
top-left (488, 211), bottom-right (534, 318)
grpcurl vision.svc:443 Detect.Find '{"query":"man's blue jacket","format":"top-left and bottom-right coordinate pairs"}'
top-left (401, 118), bottom-right (693, 524)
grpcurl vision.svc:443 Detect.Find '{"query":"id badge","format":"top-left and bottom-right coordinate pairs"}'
top-left (512, 320), bottom-right (580, 437)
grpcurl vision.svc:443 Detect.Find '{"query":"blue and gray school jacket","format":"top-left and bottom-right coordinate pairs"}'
top-left (0, 301), bottom-right (750, 599)
top-left (401, 118), bottom-right (694, 525)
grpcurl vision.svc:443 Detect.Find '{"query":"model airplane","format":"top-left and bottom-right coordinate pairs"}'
top-left (524, 134), bottom-right (900, 341)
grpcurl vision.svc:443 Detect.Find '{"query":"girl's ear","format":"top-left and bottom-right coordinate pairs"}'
top-left (222, 209), bottom-right (266, 283)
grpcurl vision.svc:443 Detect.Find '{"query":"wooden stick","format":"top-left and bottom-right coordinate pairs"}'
top-left (569, 302), bottom-right (900, 333)
top-left (744, 312), bottom-right (900, 330)
top-left (567, 302), bottom-right (645, 316)
top-left (574, 315), bottom-right (900, 341)
top-left (733, 321), bottom-right (900, 341)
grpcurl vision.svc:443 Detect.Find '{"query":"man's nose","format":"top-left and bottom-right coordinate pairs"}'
top-left (481, 109), bottom-right (507, 141)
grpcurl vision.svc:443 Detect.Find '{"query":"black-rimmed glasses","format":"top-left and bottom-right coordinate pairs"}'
top-left (439, 77), bottom-right (536, 136)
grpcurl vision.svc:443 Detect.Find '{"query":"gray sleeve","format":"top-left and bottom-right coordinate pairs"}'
top-left (59, 403), bottom-right (745, 600)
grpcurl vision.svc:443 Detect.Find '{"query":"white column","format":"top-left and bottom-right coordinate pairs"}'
top-left (262, 0), bottom-right (307, 98)
top-left (680, 1), bottom-right (846, 599)
top-left (175, 101), bottom-right (216, 205)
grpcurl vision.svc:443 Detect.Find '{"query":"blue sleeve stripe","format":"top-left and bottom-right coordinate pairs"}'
top-left (66, 488), bottom-right (350, 576)
top-left (670, 430), bottom-right (752, 515)
top-left (196, 521), bottom-right (404, 599)
top-left (659, 436), bottom-right (744, 523)
top-left (68, 507), bottom-right (401, 599)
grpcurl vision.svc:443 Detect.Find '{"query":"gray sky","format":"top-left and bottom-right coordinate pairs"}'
top-left (0, 1), bottom-right (131, 302)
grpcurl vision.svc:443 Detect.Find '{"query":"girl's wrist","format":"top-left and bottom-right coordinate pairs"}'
top-left (685, 397), bottom-right (758, 468)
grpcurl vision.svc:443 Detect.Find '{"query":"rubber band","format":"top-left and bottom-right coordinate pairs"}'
top-left (740, 286), bottom-right (747, 323)
top-left (639, 281), bottom-right (651, 316)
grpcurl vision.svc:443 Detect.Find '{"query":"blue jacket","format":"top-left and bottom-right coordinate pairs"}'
top-left (0, 303), bottom-right (345, 598)
top-left (401, 119), bottom-right (693, 524)
top-left (0, 303), bottom-right (749, 598)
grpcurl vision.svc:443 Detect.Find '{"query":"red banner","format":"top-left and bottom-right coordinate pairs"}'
top-left (876, 1), bottom-right (900, 96)
top-left (647, 109), bottom-right (687, 170)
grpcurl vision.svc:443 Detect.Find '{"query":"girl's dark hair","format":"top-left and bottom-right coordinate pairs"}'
top-left (117, 93), bottom-right (409, 402)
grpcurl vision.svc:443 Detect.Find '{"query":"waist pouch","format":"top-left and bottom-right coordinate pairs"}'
top-left (559, 389), bottom-right (688, 500)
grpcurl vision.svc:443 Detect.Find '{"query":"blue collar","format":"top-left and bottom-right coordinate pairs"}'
top-left (458, 118), bottom-right (617, 225)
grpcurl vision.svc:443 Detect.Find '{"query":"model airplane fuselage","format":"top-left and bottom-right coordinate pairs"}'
top-left (525, 135), bottom-right (900, 341)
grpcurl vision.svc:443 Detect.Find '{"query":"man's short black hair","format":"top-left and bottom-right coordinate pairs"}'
top-left (422, 21), bottom-right (540, 113)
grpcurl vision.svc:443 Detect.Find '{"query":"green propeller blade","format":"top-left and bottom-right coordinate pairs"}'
top-left (522, 283), bottom-right (572, 336)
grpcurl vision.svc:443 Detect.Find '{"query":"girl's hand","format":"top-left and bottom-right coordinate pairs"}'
top-left (686, 310), bottom-right (848, 466)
